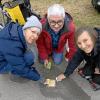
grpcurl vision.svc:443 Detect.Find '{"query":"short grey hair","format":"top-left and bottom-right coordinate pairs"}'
top-left (47, 4), bottom-right (65, 18)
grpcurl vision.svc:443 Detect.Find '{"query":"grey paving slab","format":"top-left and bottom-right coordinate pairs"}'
top-left (0, 59), bottom-right (99, 100)
top-left (0, 61), bottom-right (100, 100)
top-left (71, 72), bottom-right (100, 100)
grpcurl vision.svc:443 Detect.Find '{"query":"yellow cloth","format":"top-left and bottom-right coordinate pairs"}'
top-left (4, 5), bottom-right (25, 25)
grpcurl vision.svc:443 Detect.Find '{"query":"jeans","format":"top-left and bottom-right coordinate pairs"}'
top-left (39, 51), bottom-right (63, 65)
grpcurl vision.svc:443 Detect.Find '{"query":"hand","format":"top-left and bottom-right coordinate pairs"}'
top-left (44, 59), bottom-right (49, 68)
top-left (44, 79), bottom-right (49, 85)
top-left (65, 57), bottom-right (69, 62)
top-left (56, 74), bottom-right (66, 82)
top-left (94, 68), bottom-right (100, 74)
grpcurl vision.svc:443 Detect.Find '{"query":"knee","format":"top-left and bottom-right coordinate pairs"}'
top-left (28, 69), bottom-right (40, 81)
top-left (33, 74), bottom-right (40, 81)
top-left (52, 52), bottom-right (63, 65)
top-left (53, 59), bottom-right (62, 65)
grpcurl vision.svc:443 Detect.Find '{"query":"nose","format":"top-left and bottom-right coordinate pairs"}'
top-left (81, 42), bottom-right (86, 49)
top-left (33, 34), bottom-right (38, 40)
top-left (54, 23), bottom-right (59, 28)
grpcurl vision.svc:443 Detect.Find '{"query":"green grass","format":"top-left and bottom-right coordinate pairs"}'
top-left (0, 0), bottom-right (100, 28)
top-left (31, 0), bottom-right (100, 28)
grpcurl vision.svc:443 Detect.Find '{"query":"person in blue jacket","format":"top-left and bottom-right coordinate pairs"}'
top-left (0, 15), bottom-right (42, 81)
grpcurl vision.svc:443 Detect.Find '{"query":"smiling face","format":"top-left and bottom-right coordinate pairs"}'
top-left (24, 27), bottom-right (40, 44)
top-left (77, 31), bottom-right (95, 54)
top-left (48, 15), bottom-right (64, 32)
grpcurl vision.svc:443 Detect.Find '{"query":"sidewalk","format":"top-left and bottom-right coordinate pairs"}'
top-left (0, 60), bottom-right (100, 100)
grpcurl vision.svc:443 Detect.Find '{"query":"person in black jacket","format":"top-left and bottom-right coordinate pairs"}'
top-left (56, 27), bottom-right (100, 85)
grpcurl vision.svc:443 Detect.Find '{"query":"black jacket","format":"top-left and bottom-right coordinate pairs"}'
top-left (64, 28), bottom-right (100, 77)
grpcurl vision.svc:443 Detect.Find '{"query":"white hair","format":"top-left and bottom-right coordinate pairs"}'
top-left (47, 4), bottom-right (65, 18)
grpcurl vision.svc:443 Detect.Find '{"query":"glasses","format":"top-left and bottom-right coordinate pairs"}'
top-left (49, 19), bottom-right (64, 26)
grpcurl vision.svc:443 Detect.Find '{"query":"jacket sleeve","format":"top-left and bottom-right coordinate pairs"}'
top-left (3, 49), bottom-right (34, 72)
top-left (65, 21), bottom-right (77, 60)
top-left (97, 53), bottom-right (100, 69)
top-left (64, 50), bottom-right (84, 77)
top-left (36, 32), bottom-right (48, 60)
top-left (24, 50), bottom-right (34, 66)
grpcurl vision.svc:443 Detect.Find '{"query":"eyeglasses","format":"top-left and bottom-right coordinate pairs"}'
top-left (49, 19), bottom-right (64, 26)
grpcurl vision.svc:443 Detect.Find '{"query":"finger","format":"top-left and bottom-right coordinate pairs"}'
top-left (56, 77), bottom-right (61, 82)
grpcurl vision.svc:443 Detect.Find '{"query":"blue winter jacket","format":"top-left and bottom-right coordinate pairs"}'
top-left (0, 22), bottom-right (34, 73)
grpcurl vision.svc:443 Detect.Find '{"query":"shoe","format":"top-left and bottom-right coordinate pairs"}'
top-left (9, 73), bottom-right (29, 83)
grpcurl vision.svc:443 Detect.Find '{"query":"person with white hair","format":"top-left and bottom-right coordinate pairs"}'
top-left (37, 4), bottom-right (76, 68)
top-left (0, 15), bottom-right (42, 81)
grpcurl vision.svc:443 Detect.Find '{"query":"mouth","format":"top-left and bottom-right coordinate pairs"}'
top-left (83, 48), bottom-right (91, 53)
top-left (28, 39), bottom-right (34, 44)
top-left (53, 28), bottom-right (60, 32)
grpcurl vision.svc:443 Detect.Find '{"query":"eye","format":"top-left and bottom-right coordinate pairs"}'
top-left (49, 21), bottom-right (56, 26)
top-left (83, 39), bottom-right (88, 43)
top-left (36, 33), bottom-right (40, 36)
top-left (77, 42), bottom-right (81, 46)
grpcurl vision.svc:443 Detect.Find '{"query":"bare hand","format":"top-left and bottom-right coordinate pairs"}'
top-left (56, 74), bottom-right (66, 82)
top-left (94, 68), bottom-right (100, 74)
top-left (44, 59), bottom-right (49, 68)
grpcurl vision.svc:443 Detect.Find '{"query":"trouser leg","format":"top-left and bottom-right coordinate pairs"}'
top-left (52, 52), bottom-right (63, 65)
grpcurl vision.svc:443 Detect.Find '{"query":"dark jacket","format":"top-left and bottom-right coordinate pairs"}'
top-left (0, 22), bottom-right (34, 73)
top-left (37, 13), bottom-right (76, 60)
top-left (64, 28), bottom-right (100, 77)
